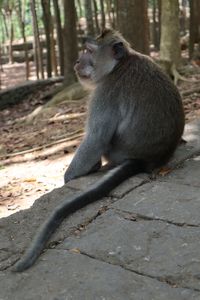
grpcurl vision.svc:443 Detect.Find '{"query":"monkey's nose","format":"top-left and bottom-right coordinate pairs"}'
top-left (74, 60), bottom-right (80, 69)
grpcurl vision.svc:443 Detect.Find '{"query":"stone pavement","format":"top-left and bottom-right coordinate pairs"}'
top-left (1, 120), bottom-right (200, 300)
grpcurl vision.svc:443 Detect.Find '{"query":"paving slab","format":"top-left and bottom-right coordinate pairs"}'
top-left (1, 119), bottom-right (200, 299)
top-left (163, 156), bottom-right (200, 187)
top-left (0, 185), bottom-right (112, 271)
top-left (0, 250), bottom-right (199, 300)
top-left (60, 211), bottom-right (200, 291)
top-left (111, 181), bottom-right (200, 225)
top-left (169, 119), bottom-right (200, 166)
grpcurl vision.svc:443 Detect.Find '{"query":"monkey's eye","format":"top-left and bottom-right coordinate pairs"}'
top-left (85, 42), bottom-right (98, 54)
top-left (86, 47), bottom-right (93, 54)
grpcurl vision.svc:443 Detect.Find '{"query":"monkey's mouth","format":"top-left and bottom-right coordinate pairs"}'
top-left (77, 73), bottom-right (91, 80)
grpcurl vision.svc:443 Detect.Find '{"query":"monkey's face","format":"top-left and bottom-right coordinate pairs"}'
top-left (85, 40), bottom-right (127, 82)
top-left (74, 48), bottom-right (96, 89)
top-left (75, 37), bottom-right (127, 86)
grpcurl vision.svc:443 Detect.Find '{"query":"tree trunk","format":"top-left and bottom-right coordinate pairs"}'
top-left (2, 12), bottom-right (9, 39)
top-left (106, 0), bottom-right (112, 25)
top-left (8, 11), bottom-right (14, 64)
top-left (84, 0), bottom-right (95, 36)
top-left (189, 0), bottom-right (200, 59)
top-left (93, 0), bottom-right (100, 34)
top-left (63, 0), bottom-right (78, 86)
top-left (157, 0), bottom-right (161, 49)
top-left (152, 0), bottom-right (159, 49)
top-left (50, 17), bottom-right (58, 76)
top-left (53, 0), bottom-right (64, 76)
top-left (76, 0), bottom-right (83, 17)
top-left (100, 0), bottom-right (106, 29)
top-left (31, 0), bottom-right (44, 79)
top-left (17, 0), bottom-right (30, 80)
top-left (41, 0), bottom-right (52, 78)
top-left (116, 0), bottom-right (149, 55)
top-left (111, 0), bottom-right (116, 29)
top-left (160, 0), bottom-right (181, 72)
top-left (0, 47), bottom-right (2, 90)
top-left (106, 0), bottom-right (115, 28)
top-left (180, 0), bottom-right (187, 36)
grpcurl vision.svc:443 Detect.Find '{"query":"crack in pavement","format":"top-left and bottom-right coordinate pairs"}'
top-left (3, 245), bottom-right (200, 294)
top-left (46, 205), bottom-right (110, 249)
top-left (61, 248), bottom-right (200, 293)
top-left (114, 208), bottom-right (200, 228)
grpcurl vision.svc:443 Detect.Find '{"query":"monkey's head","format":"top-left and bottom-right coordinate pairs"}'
top-left (74, 29), bottom-right (130, 87)
top-left (74, 48), bottom-right (96, 89)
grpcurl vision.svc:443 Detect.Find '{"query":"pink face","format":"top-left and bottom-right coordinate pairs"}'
top-left (74, 49), bottom-right (94, 79)
top-left (74, 40), bottom-right (124, 86)
top-left (74, 46), bottom-right (97, 89)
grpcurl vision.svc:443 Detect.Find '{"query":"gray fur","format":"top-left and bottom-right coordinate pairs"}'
top-left (64, 29), bottom-right (185, 183)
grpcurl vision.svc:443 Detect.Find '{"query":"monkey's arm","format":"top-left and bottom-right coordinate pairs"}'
top-left (64, 137), bottom-right (102, 182)
top-left (64, 100), bottom-right (117, 183)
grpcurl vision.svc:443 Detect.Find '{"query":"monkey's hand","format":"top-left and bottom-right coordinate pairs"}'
top-left (64, 154), bottom-right (102, 183)
top-left (64, 136), bottom-right (105, 183)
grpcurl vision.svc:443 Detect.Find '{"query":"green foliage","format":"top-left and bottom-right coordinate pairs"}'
top-left (0, 0), bottom-right (33, 43)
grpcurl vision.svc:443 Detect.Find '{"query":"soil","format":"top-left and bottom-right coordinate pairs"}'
top-left (0, 61), bottom-right (200, 218)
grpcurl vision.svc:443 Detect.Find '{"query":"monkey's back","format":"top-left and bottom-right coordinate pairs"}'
top-left (102, 52), bottom-right (185, 168)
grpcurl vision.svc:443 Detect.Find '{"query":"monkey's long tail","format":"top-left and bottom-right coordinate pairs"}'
top-left (13, 159), bottom-right (145, 272)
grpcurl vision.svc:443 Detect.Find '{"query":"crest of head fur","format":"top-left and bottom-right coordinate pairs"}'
top-left (96, 28), bottom-right (130, 49)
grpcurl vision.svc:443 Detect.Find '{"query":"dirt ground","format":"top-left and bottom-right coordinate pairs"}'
top-left (0, 61), bottom-right (200, 218)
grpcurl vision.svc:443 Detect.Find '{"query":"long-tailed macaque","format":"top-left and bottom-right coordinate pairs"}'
top-left (14, 29), bottom-right (185, 272)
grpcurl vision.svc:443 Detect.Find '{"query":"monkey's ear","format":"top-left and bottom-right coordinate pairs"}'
top-left (85, 42), bottom-right (98, 53)
top-left (112, 42), bottom-right (125, 60)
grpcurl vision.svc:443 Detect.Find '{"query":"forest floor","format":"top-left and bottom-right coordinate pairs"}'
top-left (0, 61), bottom-right (200, 218)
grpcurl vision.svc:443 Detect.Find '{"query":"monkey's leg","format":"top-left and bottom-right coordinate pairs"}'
top-left (64, 137), bottom-right (107, 183)
top-left (64, 96), bottom-right (118, 183)
top-left (87, 160), bottom-right (102, 174)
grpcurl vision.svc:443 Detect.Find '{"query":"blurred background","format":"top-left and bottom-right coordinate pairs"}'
top-left (1, 0), bottom-right (200, 218)
top-left (0, 0), bottom-right (200, 89)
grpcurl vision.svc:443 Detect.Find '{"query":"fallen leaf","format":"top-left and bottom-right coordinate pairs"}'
top-left (23, 178), bottom-right (37, 183)
top-left (158, 167), bottom-right (172, 176)
top-left (7, 203), bottom-right (20, 210)
top-left (69, 248), bottom-right (81, 254)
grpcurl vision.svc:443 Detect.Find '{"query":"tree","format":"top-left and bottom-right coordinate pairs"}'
top-left (180, 0), bottom-right (187, 36)
top-left (159, 0), bottom-right (181, 75)
top-left (93, 0), bottom-right (100, 34)
top-left (84, 0), bottom-right (95, 36)
top-left (106, 0), bottom-right (116, 29)
top-left (16, 0), bottom-right (30, 80)
top-left (1, 1), bottom-right (15, 63)
top-left (189, 0), bottom-right (200, 59)
top-left (76, 0), bottom-right (83, 17)
top-left (31, 0), bottom-right (44, 79)
top-left (152, 0), bottom-right (160, 50)
top-left (41, 0), bottom-right (52, 78)
top-left (53, 0), bottom-right (64, 76)
top-left (116, 0), bottom-right (149, 54)
top-left (63, 0), bottom-right (78, 85)
top-left (100, 0), bottom-right (105, 29)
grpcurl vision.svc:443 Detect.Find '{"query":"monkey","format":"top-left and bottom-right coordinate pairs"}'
top-left (13, 29), bottom-right (185, 272)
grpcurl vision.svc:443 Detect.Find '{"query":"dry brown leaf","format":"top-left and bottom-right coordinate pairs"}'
top-left (23, 178), bottom-right (37, 183)
top-left (158, 167), bottom-right (172, 176)
top-left (69, 248), bottom-right (81, 254)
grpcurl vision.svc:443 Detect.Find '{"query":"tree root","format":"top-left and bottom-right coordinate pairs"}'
top-left (171, 64), bottom-right (200, 85)
top-left (48, 112), bottom-right (86, 123)
top-left (0, 130), bottom-right (84, 164)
